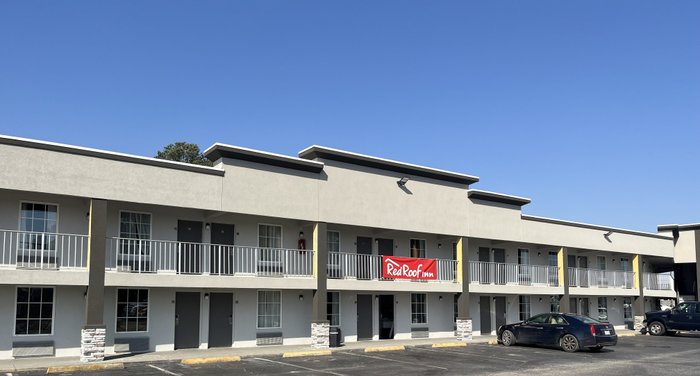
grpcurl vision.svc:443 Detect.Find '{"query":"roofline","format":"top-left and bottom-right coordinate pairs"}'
top-left (468, 189), bottom-right (531, 207)
top-left (204, 143), bottom-right (324, 173)
top-left (522, 214), bottom-right (673, 240)
top-left (0, 134), bottom-right (226, 176)
top-left (657, 223), bottom-right (700, 232)
top-left (298, 145), bottom-right (479, 185)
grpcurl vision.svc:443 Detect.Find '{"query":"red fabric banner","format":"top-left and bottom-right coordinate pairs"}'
top-left (382, 256), bottom-right (437, 280)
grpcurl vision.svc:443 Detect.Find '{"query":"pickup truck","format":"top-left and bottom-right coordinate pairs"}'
top-left (644, 301), bottom-right (700, 335)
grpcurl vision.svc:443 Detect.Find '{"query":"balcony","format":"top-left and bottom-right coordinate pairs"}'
top-left (568, 267), bottom-right (635, 289)
top-left (469, 261), bottom-right (559, 287)
top-left (643, 272), bottom-right (673, 291)
top-left (327, 253), bottom-right (457, 282)
top-left (106, 238), bottom-right (313, 278)
top-left (0, 229), bottom-right (88, 270)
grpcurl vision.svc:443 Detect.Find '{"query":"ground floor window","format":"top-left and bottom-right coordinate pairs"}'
top-left (327, 291), bottom-right (340, 327)
top-left (15, 287), bottom-right (54, 335)
top-left (257, 290), bottom-right (281, 328)
top-left (597, 297), bottom-right (608, 322)
top-left (411, 293), bottom-right (427, 324)
top-left (116, 289), bottom-right (149, 332)
top-left (519, 296), bottom-right (531, 321)
top-left (623, 297), bottom-right (633, 321)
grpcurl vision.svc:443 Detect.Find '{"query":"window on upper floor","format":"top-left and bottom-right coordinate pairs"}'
top-left (19, 203), bottom-right (58, 253)
top-left (119, 212), bottom-right (151, 256)
top-left (327, 231), bottom-right (340, 253)
top-left (410, 239), bottom-right (426, 258)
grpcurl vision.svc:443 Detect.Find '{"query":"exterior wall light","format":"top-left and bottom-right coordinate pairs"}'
top-left (299, 294), bottom-right (304, 301)
top-left (397, 177), bottom-right (410, 187)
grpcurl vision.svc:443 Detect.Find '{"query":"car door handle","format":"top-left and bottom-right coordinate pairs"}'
top-left (535, 327), bottom-right (543, 330)
top-left (555, 327), bottom-right (564, 329)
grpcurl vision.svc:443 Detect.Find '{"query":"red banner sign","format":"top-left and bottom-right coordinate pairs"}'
top-left (382, 256), bottom-right (437, 280)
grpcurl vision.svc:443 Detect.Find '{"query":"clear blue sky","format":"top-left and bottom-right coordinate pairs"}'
top-left (1, 1), bottom-right (698, 232)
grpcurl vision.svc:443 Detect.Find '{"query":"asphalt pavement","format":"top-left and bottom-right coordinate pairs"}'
top-left (13, 333), bottom-right (700, 376)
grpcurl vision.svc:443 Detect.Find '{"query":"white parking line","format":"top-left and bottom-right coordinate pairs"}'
top-left (344, 351), bottom-right (449, 371)
top-left (147, 364), bottom-right (182, 376)
top-left (418, 347), bottom-right (528, 363)
top-left (252, 357), bottom-right (348, 376)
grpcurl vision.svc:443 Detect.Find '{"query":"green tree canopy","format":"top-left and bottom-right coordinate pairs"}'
top-left (155, 142), bottom-right (212, 166)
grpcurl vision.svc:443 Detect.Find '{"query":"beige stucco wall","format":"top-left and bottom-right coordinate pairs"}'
top-left (0, 144), bottom-right (223, 211)
top-left (317, 160), bottom-right (469, 236)
top-left (669, 230), bottom-right (697, 263)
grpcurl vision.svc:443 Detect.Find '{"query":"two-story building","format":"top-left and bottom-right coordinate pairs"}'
top-left (0, 135), bottom-right (681, 361)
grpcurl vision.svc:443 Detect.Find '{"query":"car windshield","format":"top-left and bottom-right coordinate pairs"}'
top-left (571, 315), bottom-right (601, 324)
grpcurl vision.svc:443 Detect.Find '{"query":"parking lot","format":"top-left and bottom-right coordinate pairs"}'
top-left (17, 334), bottom-right (700, 376)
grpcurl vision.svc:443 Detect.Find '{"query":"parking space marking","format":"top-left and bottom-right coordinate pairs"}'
top-left (252, 357), bottom-right (348, 376)
top-left (345, 351), bottom-right (449, 370)
top-left (418, 347), bottom-right (528, 363)
top-left (147, 364), bottom-right (182, 376)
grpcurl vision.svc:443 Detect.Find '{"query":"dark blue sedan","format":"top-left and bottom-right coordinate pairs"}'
top-left (497, 313), bottom-right (617, 352)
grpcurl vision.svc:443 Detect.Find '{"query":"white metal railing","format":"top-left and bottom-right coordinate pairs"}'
top-left (644, 272), bottom-right (674, 290)
top-left (106, 238), bottom-right (313, 277)
top-left (326, 252), bottom-right (458, 282)
top-left (0, 229), bottom-right (88, 269)
top-left (568, 267), bottom-right (635, 289)
top-left (469, 261), bottom-right (559, 286)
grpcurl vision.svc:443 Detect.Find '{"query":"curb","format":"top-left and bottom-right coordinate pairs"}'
top-left (181, 356), bottom-right (241, 365)
top-left (432, 342), bottom-right (467, 348)
top-left (283, 350), bottom-right (332, 358)
top-left (487, 339), bottom-right (499, 345)
top-left (47, 363), bottom-right (124, 373)
top-left (617, 332), bottom-right (638, 337)
top-left (364, 345), bottom-right (406, 353)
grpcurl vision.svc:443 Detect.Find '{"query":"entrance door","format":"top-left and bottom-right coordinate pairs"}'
top-left (570, 298), bottom-right (578, 314)
top-left (357, 237), bottom-right (373, 280)
top-left (493, 249), bottom-right (506, 285)
top-left (480, 296), bottom-right (491, 334)
top-left (495, 296), bottom-right (506, 329)
top-left (175, 292), bottom-right (201, 349)
top-left (208, 292), bottom-right (233, 348)
top-left (178, 220), bottom-right (203, 274)
top-left (357, 294), bottom-right (373, 340)
top-left (580, 298), bottom-right (590, 316)
top-left (377, 239), bottom-right (393, 280)
top-left (210, 224), bottom-right (235, 275)
top-left (378, 295), bottom-right (394, 339)
top-left (578, 256), bottom-right (589, 287)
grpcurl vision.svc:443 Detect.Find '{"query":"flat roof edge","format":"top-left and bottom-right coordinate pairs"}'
top-left (298, 145), bottom-right (479, 185)
top-left (468, 189), bottom-right (531, 206)
top-left (0, 135), bottom-right (226, 176)
top-left (658, 223), bottom-right (700, 232)
top-left (204, 143), bottom-right (324, 173)
top-left (523, 214), bottom-right (673, 240)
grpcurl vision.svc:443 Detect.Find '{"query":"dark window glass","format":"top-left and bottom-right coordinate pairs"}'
top-left (116, 289), bottom-right (148, 332)
top-left (15, 287), bottom-right (54, 335)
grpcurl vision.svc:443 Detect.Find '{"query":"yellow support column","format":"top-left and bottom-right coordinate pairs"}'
top-left (558, 247), bottom-right (570, 313)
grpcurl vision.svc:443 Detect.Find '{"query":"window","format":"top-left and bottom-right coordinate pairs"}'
top-left (527, 314), bottom-right (549, 324)
top-left (548, 252), bottom-right (559, 286)
top-left (410, 239), bottom-right (426, 258)
top-left (19, 203), bottom-right (58, 253)
top-left (623, 297), bottom-right (632, 321)
top-left (518, 249), bottom-right (531, 284)
top-left (257, 291), bottom-right (281, 328)
top-left (327, 292), bottom-right (340, 327)
top-left (597, 256), bottom-right (606, 270)
top-left (411, 293), bottom-right (427, 324)
top-left (519, 296), bottom-right (531, 321)
top-left (518, 249), bottom-right (530, 265)
top-left (259, 225), bottom-right (283, 263)
top-left (548, 252), bottom-right (558, 267)
top-left (676, 302), bottom-right (693, 314)
top-left (620, 258), bottom-right (630, 271)
top-left (570, 298), bottom-right (578, 314)
top-left (15, 287), bottom-right (54, 335)
top-left (327, 231), bottom-right (340, 253)
top-left (597, 297), bottom-right (608, 322)
top-left (116, 289), bottom-right (148, 332)
top-left (119, 212), bottom-right (151, 255)
top-left (550, 295), bottom-right (560, 313)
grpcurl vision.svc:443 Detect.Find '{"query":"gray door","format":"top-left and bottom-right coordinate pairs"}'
top-left (178, 220), bottom-right (203, 274)
top-left (495, 296), bottom-right (506, 329)
top-left (357, 237), bottom-right (373, 280)
top-left (208, 293), bottom-right (233, 348)
top-left (357, 294), bottom-right (373, 340)
top-left (377, 239), bottom-right (393, 279)
top-left (493, 249), bottom-right (505, 285)
top-left (175, 292), bottom-right (200, 349)
top-left (210, 223), bottom-right (235, 275)
top-left (480, 296), bottom-right (491, 334)
top-left (580, 298), bottom-right (590, 316)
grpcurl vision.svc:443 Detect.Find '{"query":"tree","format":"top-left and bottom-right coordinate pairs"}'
top-left (155, 142), bottom-right (213, 166)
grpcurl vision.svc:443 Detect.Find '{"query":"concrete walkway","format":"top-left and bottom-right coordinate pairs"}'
top-left (0, 336), bottom-right (499, 373)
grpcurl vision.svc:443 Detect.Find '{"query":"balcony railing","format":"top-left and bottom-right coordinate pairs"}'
top-left (106, 238), bottom-right (313, 277)
top-left (644, 272), bottom-right (674, 290)
top-left (0, 229), bottom-right (88, 270)
top-left (469, 261), bottom-right (559, 286)
top-left (568, 267), bottom-right (635, 289)
top-left (327, 252), bottom-right (457, 282)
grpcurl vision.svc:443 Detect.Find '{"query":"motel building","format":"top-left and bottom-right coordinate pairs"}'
top-left (0, 135), bottom-right (693, 362)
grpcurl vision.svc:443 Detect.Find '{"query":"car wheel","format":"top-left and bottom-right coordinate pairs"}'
top-left (590, 345), bottom-right (604, 352)
top-left (648, 321), bottom-right (666, 336)
top-left (501, 330), bottom-right (516, 346)
top-left (560, 334), bottom-right (579, 353)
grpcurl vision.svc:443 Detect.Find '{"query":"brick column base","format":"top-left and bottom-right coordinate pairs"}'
top-left (456, 319), bottom-right (473, 341)
top-left (311, 322), bottom-right (330, 349)
top-left (81, 326), bottom-right (106, 362)
top-left (633, 316), bottom-right (645, 332)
